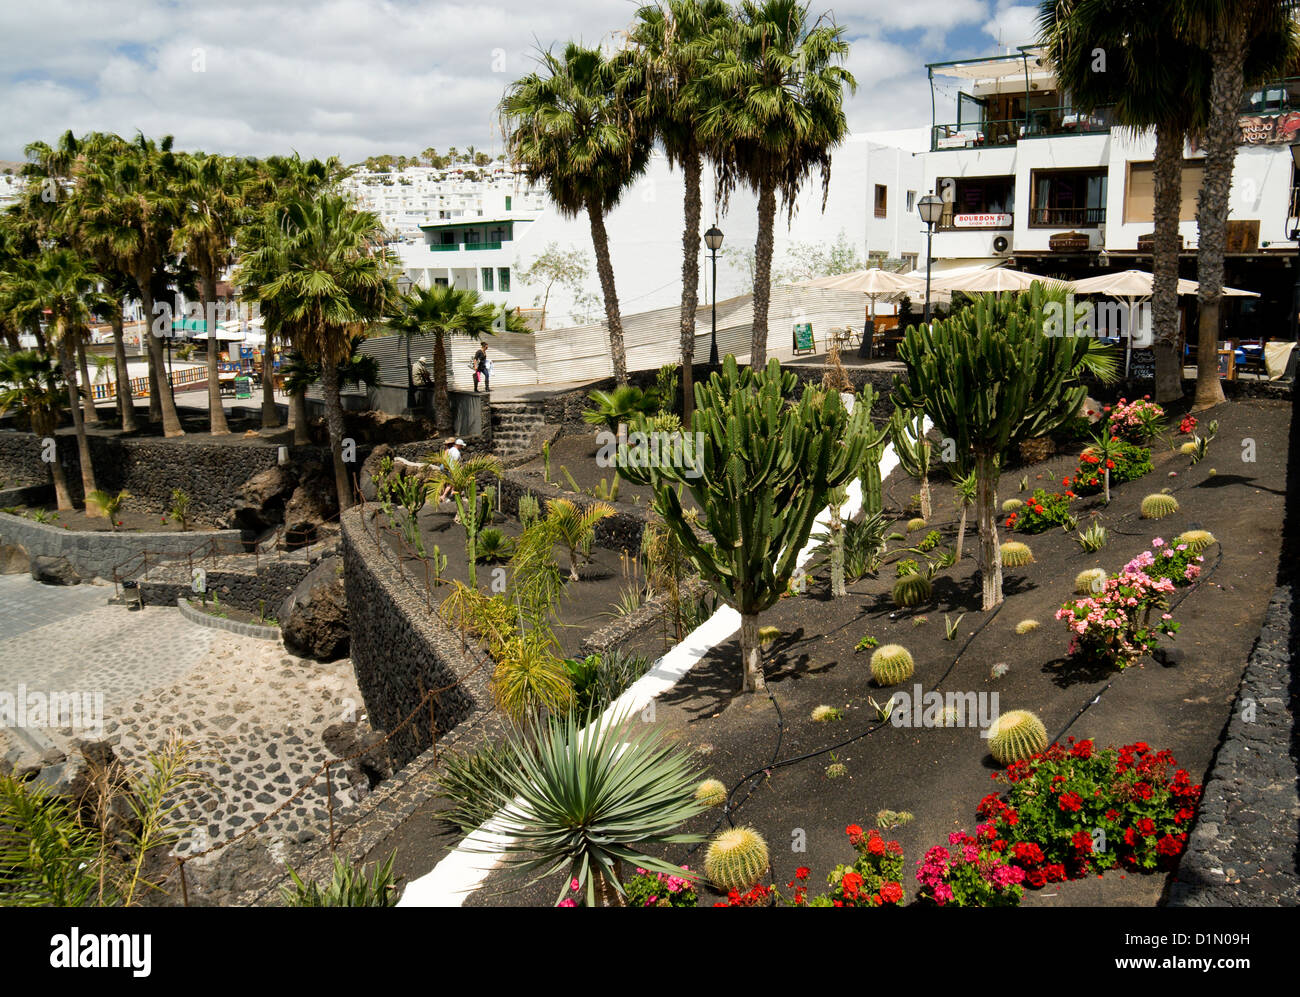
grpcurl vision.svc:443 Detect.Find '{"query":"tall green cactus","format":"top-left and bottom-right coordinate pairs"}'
top-left (616, 357), bottom-right (875, 692)
top-left (893, 284), bottom-right (1089, 610)
top-left (855, 383), bottom-right (887, 517)
top-left (826, 483), bottom-right (848, 598)
top-left (455, 480), bottom-right (495, 588)
top-left (890, 404), bottom-right (933, 521)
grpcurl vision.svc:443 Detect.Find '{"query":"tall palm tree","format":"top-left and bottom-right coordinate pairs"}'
top-left (0, 351), bottom-right (72, 508)
top-left (1040, 0), bottom-right (1209, 403)
top-left (236, 195), bottom-right (394, 510)
top-left (172, 152), bottom-right (246, 435)
top-left (629, 0), bottom-right (734, 422)
top-left (8, 249), bottom-right (106, 509)
top-left (78, 134), bottom-right (187, 436)
top-left (388, 284), bottom-right (527, 431)
top-left (502, 43), bottom-right (652, 384)
top-left (1176, 0), bottom-right (1300, 409)
top-left (700, 0), bottom-right (855, 366)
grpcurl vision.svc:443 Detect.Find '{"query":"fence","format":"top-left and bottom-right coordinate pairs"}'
top-left (91, 365), bottom-right (206, 401)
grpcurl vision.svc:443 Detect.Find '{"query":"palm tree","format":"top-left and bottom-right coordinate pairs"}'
top-left (1176, 1), bottom-right (1299, 410)
top-left (280, 333), bottom-right (380, 446)
top-left (8, 249), bottom-right (106, 509)
top-left (77, 134), bottom-right (187, 437)
top-left (1039, 0), bottom-right (1210, 404)
top-left (502, 43), bottom-right (652, 384)
top-left (0, 350), bottom-right (72, 508)
top-left (700, 0), bottom-right (855, 366)
top-left (629, 0), bottom-right (735, 422)
top-left (172, 152), bottom-right (246, 435)
top-left (388, 284), bottom-right (526, 431)
top-left (236, 195), bottom-right (393, 510)
top-left (545, 497), bottom-right (616, 580)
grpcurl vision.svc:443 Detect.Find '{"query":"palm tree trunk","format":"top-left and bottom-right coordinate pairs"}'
top-left (1, 323), bottom-right (19, 352)
top-left (291, 389), bottom-right (310, 445)
top-left (47, 430), bottom-right (72, 511)
top-left (202, 274), bottom-right (230, 435)
top-left (976, 451), bottom-right (1002, 611)
top-left (110, 309), bottom-right (138, 432)
top-left (320, 361), bottom-right (353, 511)
top-left (1193, 24), bottom-right (1246, 411)
top-left (956, 502), bottom-right (968, 563)
top-left (75, 336), bottom-right (98, 426)
top-left (434, 332), bottom-right (451, 431)
top-left (1151, 119), bottom-right (1185, 404)
top-left (739, 611), bottom-right (765, 692)
top-left (139, 283), bottom-right (185, 436)
top-left (261, 331), bottom-right (281, 429)
top-left (679, 147), bottom-right (703, 425)
top-left (58, 332), bottom-right (99, 513)
top-left (751, 177), bottom-right (777, 367)
top-left (587, 198), bottom-right (629, 385)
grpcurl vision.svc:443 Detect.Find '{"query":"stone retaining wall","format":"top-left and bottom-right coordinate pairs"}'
top-left (0, 511), bottom-right (243, 581)
top-left (139, 555), bottom-right (319, 612)
top-left (496, 468), bottom-right (650, 552)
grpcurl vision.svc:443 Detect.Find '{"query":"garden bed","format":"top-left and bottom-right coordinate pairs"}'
top-left (0, 504), bottom-right (198, 533)
top-left (462, 397), bottom-right (1290, 906)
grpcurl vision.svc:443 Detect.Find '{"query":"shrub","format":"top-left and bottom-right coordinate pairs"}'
top-left (1074, 568), bottom-right (1106, 595)
top-left (892, 572), bottom-right (932, 608)
top-left (704, 827), bottom-right (769, 893)
top-left (1000, 541), bottom-right (1034, 568)
top-left (283, 853), bottom-right (400, 907)
top-left (988, 710), bottom-right (1048, 765)
top-left (1106, 396), bottom-right (1165, 443)
top-left (978, 739), bottom-right (1201, 883)
top-left (1140, 493), bottom-right (1179, 519)
top-left (1005, 489), bottom-right (1073, 534)
top-left (1127, 539), bottom-right (1203, 589)
top-left (915, 830), bottom-right (1025, 906)
top-left (800, 825), bottom-right (906, 907)
top-left (1056, 559), bottom-right (1178, 668)
top-left (1069, 439), bottom-right (1153, 495)
top-left (622, 865), bottom-right (698, 908)
top-left (870, 644), bottom-right (914, 686)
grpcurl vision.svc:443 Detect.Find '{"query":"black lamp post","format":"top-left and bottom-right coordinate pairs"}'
top-left (704, 225), bottom-right (723, 369)
top-left (397, 273), bottom-right (414, 410)
top-left (918, 194), bottom-right (944, 324)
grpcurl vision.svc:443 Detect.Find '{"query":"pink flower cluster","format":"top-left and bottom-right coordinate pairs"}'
top-left (633, 866), bottom-right (691, 905)
top-left (1108, 397), bottom-right (1164, 440)
top-left (1056, 553), bottom-right (1179, 664)
top-left (915, 828), bottom-right (1025, 906)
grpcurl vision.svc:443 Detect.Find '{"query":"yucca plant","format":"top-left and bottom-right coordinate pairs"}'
top-left (86, 489), bottom-right (130, 529)
top-left (547, 497), bottom-right (615, 581)
top-left (282, 852), bottom-right (400, 907)
top-left (0, 771), bottom-right (105, 907)
top-left (434, 741), bottom-right (521, 832)
top-left (461, 710), bottom-right (706, 906)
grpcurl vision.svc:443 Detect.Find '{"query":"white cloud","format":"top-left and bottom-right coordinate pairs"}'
top-left (983, 2), bottom-right (1040, 50)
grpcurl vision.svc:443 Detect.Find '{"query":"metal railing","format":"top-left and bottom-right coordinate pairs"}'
top-left (1028, 205), bottom-right (1107, 227)
top-left (930, 107), bottom-right (1113, 151)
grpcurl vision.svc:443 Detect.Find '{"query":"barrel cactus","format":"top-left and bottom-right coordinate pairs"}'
top-left (870, 644), bottom-right (915, 686)
top-left (906, 517), bottom-right (927, 534)
top-left (1001, 499), bottom-right (1024, 514)
top-left (694, 779), bottom-right (728, 808)
top-left (1173, 529), bottom-right (1217, 555)
top-left (704, 826), bottom-right (769, 893)
top-left (1140, 493), bottom-right (1180, 519)
top-left (987, 710), bottom-right (1048, 765)
top-left (1074, 567), bottom-right (1107, 595)
top-left (758, 625), bottom-right (781, 648)
top-left (892, 572), bottom-right (932, 608)
top-left (1014, 619), bottom-right (1040, 635)
top-left (1178, 441), bottom-right (1197, 455)
top-left (1000, 541), bottom-right (1034, 568)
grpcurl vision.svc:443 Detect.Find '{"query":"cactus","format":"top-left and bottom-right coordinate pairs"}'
top-left (518, 492), bottom-right (541, 528)
top-left (870, 644), bottom-right (915, 686)
top-left (891, 405), bottom-right (933, 521)
top-left (826, 483), bottom-right (849, 597)
top-left (892, 571), bottom-right (932, 608)
top-left (1074, 568), bottom-right (1106, 595)
top-left (1001, 498), bottom-right (1024, 514)
top-left (694, 779), bottom-right (728, 808)
top-left (430, 544), bottom-right (448, 582)
top-left (1173, 529), bottom-right (1217, 555)
top-left (542, 440), bottom-right (551, 483)
top-left (1014, 619), bottom-right (1040, 635)
top-left (1140, 493), bottom-right (1180, 519)
top-left (987, 710), bottom-right (1048, 765)
top-left (855, 383), bottom-right (888, 517)
top-left (758, 625), bottom-right (781, 647)
top-left (704, 826), bottom-right (769, 893)
top-left (906, 517), bottom-right (927, 534)
top-left (1000, 541), bottom-right (1034, 568)
top-left (1178, 441), bottom-right (1197, 455)
top-left (811, 705), bottom-right (843, 722)
top-left (989, 662), bottom-right (1010, 680)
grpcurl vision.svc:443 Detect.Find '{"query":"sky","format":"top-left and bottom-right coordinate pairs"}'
top-left (0, 0), bottom-right (1042, 164)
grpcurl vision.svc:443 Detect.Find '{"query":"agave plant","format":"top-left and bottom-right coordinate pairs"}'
top-left (282, 852), bottom-right (401, 906)
top-left (462, 710), bottom-right (705, 906)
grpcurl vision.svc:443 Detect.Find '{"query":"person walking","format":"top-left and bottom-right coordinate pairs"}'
top-left (472, 341), bottom-right (492, 392)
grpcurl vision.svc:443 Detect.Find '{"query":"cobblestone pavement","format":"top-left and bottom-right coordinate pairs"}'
top-left (0, 574), bottom-right (365, 872)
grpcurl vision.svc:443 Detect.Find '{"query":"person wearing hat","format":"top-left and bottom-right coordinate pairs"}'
top-left (437, 437), bottom-right (464, 505)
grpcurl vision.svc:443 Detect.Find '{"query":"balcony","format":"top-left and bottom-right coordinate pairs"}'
top-left (930, 108), bottom-right (1112, 152)
top-left (428, 241), bottom-right (504, 253)
top-left (1028, 206), bottom-right (1106, 228)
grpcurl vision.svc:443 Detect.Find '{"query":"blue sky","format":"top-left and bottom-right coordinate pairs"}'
top-left (0, 1), bottom-right (1042, 163)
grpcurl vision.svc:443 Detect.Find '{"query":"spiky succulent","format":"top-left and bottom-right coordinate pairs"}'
top-left (811, 705), bottom-right (843, 723)
top-left (1014, 619), bottom-right (1040, 635)
top-left (704, 827), bottom-right (769, 893)
top-left (758, 625), bottom-right (781, 647)
top-left (987, 710), bottom-right (1048, 765)
top-left (1173, 529), bottom-right (1217, 555)
top-left (1178, 441), bottom-right (1197, 455)
top-left (1074, 568), bottom-right (1107, 595)
top-left (1140, 493), bottom-right (1180, 519)
top-left (694, 779), bottom-right (728, 808)
top-left (906, 517), bottom-right (927, 533)
top-left (1001, 499), bottom-right (1024, 514)
top-left (1000, 541), bottom-right (1034, 568)
top-left (826, 762), bottom-right (847, 779)
top-left (989, 662), bottom-right (1010, 680)
top-left (892, 572), bottom-right (932, 608)
top-left (870, 644), bottom-right (915, 687)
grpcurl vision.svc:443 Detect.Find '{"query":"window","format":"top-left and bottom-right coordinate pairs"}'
top-left (937, 176), bottom-right (1014, 228)
top-left (868, 250), bottom-right (888, 267)
top-left (497, 267), bottom-right (510, 292)
top-left (906, 190), bottom-right (916, 213)
top-left (1030, 169), bottom-right (1107, 227)
top-left (433, 276), bottom-right (449, 287)
top-left (1123, 160), bottom-right (1205, 223)
top-left (901, 253), bottom-right (918, 271)
top-left (481, 267), bottom-right (494, 291)
top-left (505, 195), bottom-right (512, 210)
top-left (874, 184), bottom-right (888, 218)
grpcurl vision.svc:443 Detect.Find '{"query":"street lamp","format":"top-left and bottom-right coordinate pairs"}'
top-left (917, 194), bottom-right (944, 324)
top-left (704, 225), bottom-right (724, 369)
top-left (396, 273), bottom-right (415, 410)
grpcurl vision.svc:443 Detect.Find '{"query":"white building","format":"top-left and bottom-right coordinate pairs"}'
top-left (918, 46), bottom-right (1300, 339)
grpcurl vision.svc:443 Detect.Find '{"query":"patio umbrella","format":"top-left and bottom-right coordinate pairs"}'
top-left (927, 266), bottom-right (1072, 294)
top-left (797, 266), bottom-right (927, 324)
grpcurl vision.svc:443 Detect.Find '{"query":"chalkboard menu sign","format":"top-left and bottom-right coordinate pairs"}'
top-left (1127, 347), bottom-right (1155, 382)
top-left (793, 322), bottom-right (816, 354)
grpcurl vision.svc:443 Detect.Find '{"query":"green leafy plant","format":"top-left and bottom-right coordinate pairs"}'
top-left (283, 852), bottom-right (401, 906)
top-left (1004, 489), bottom-right (1073, 534)
top-left (854, 634), bottom-right (878, 652)
top-left (546, 497), bottom-right (615, 581)
top-left (1189, 419), bottom-right (1218, 464)
top-left (434, 741), bottom-right (519, 832)
top-left (582, 385), bottom-right (659, 438)
top-left (475, 527), bottom-right (514, 563)
top-left (1075, 521), bottom-right (1108, 553)
top-left (944, 612), bottom-right (966, 641)
top-left (86, 489), bottom-right (130, 530)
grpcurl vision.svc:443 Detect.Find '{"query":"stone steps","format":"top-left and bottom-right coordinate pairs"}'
top-left (490, 400), bottom-right (548, 456)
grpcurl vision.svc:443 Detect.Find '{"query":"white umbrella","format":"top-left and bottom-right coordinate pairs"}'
top-left (797, 266), bottom-right (927, 326)
top-left (928, 267), bottom-right (1072, 294)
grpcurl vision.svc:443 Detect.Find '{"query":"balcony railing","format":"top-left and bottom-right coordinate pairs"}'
top-left (1028, 206), bottom-right (1106, 228)
top-left (428, 241), bottom-right (504, 252)
top-left (930, 108), bottom-right (1112, 151)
